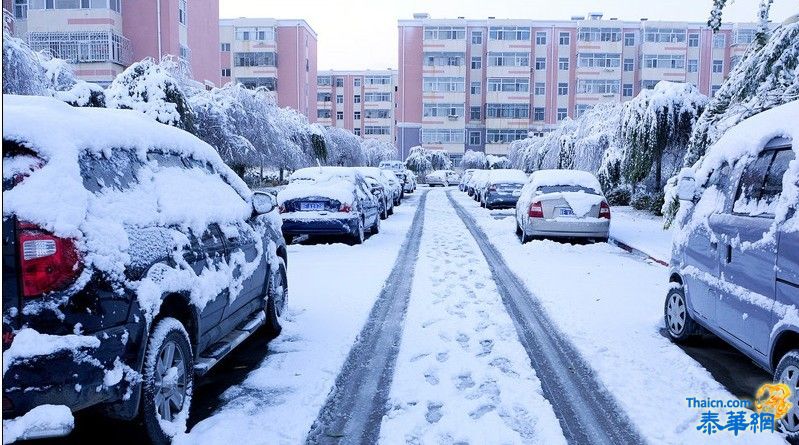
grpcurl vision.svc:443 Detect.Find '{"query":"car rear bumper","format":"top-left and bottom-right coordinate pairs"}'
top-left (3, 324), bottom-right (137, 419)
top-left (527, 218), bottom-right (609, 238)
top-left (281, 216), bottom-right (360, 236)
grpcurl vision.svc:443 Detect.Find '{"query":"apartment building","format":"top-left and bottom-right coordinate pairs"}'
top-left (316, 69), bottom-right (396, 143)
top-left (397, 12), bottom-right (759, 162)
top-left (7, 0), bottom-right (220, 87)
top-left (219, 18), bottom-right (317, 119)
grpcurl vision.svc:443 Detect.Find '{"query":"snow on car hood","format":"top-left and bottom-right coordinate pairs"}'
top-left (534, 191), bottom-right (603, 217)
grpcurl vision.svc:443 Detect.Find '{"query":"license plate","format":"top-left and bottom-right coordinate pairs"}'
top-left (300, 202), bottom-right (325, 211)
top-left (559, 207), bottom-right (575, 216)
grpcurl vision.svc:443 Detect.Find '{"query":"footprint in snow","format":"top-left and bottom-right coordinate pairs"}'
top-left (456, 333), bottom-right (470, 349)
top-left (477, 339), bottom-right (494, 357)
top-left (425, 402), bottom-right (444, 423)
top-left (436, 351), bottom-right (449, 363)
top-left (455, 373), bottom-right (476, 390)
top-left (469, 404), bottom-right (496, 420)
top-left (425, 372), bottom-right (440, 385)
top-left (410, 353), bottom-right (429, 362)
top-left (489, 357), bottom-right (519, 377)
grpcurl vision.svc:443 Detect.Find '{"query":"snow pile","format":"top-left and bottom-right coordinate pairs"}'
top-left (487, 169), bottom-right (527, 185)
top-left (3, 95), bottom-right (267, 322)
top-left (2, 405), bottom-right (74, 444)
top-left (2, 328), bottom-right (100, 376)
top-left (277, 179), bottom-right (356, 206)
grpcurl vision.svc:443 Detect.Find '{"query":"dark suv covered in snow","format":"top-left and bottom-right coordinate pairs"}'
top-left (2, 96), bottom-right (288, 444)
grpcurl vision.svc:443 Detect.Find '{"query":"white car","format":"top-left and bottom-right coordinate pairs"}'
top-left (514, 170), bottom-right (610, 243)
top-left (426, 170), bottom-right (450, 187)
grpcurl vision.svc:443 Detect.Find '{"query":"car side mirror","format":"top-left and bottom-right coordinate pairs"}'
top-left (370, 186), bottom-right (382, 195)
top-left (677, 169), bottom-right (697, 202)
top-left (253, 191), bottom-right (277, 214)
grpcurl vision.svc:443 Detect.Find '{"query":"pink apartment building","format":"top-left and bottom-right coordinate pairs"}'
top-left (219, 18), bottom-right (317, 118)
top-left (316, 69), bottom-right (396, 143)
top-left (7, 0), bottom-right (220, 87)
top-left (398, 12), bottom-right (760, 163)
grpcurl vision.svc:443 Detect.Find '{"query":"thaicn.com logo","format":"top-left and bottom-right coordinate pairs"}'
top-left (688, 383), bottom-right (793, 436)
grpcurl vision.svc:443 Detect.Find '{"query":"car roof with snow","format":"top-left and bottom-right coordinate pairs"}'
top-left (488, 169), bottom-right (528, 184)
top-left (528, 169), bottom-right (603, 192)
top-left (290, 166), bottom-right (363, 183)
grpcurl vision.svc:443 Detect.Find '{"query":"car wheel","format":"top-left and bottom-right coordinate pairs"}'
top-left (596, 237), bottom-right (609, 243)
top-left (142, 317), bottom-right (193, 445)
top-left (371, 214), bottom-right (381, 235)
top-left (388, 203), bottom-right (395, 215)
top-left (380, 201), bottom-right (388, 220)
top-left (664, 286), bottom-right (701, 343)
top-left (515, 223), bottom-right (523, 236)
top-left (775, 350), bottom-right (799, 441)
top-left (350, 218), bottom-right (365, 245)
top-left (520, 226), bottom-right (532, 244)
top-left (265, 257), bottom-right (288, 338)
top-left (283, 233), bottom-right (293, 245)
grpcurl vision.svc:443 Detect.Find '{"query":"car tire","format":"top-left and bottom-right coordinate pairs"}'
top-left (265, 257), bottom-right (288, 338)
top-left (283, 233), bottom-right (293, 245)
top-left (349, 218), bottom-right (365, 245)
top-left (520, 226), bottom-right (532, 244)
top-left (388, 204), bottom-right (395, 216)
top-left (371, 214), bottom-right (380, 235)
top-left (141, 317), bottom-right (193, 445)
top-left (664, 286), bottom-right (701, 343)
top-left (775, 350), bottom-right (799, 441)
top-left (597, 237), bottom-right (609, 243)
top-left (515, 223), bottom-right (523, 236)
top-left (380, 200), bottom-right (388, 220)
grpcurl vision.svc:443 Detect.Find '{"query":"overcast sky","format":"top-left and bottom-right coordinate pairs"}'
top-left (220, 0), bottom-right (796, 70)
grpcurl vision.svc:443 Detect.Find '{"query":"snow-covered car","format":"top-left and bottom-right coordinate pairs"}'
top-left (2, 95), bottom-right (289, 444)
top-left (444, 170), bottom-right (460, 184)
top-left (665, 102), bottom-right (799, 439)
top-left (379, 161), bottom-right (414, 195)
top-left (279, 167), bottom-right (381, 245)
top-left (402, 169), bottom-right (417, 193)
top-left (380, 169), bottom-right (404, 206)
top-left (426, 170), bottom-right (450, 187)
top-left (459, 169), bottom-right (476, 192)
top-left (469, 170), bottom-right (491, 200)
top-left (514, 170), bottom-right (610, 243)
top-left (355, 167), bottom-right (396, 219)
top-left (479, 169), bottom-right (528, 209)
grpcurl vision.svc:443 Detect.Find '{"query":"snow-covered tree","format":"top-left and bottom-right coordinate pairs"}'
top-left (461, 150), bottom-right (488, 169)
top-left (487, 155), bottom-right (511, 169)
top-left (429, 149), bottom-right (452, 170)
top-left (2, 28), bottom-right (47, 95)
top-left (405, 146), bottom-right (433, 177)
top-left (106, 58), bottom-right (196, 133)
top-left (361, 138), bottom-right (397, 166)
top-left (325, 127), bottom-right (364, 167)
top-left (621, 81), bottom-right (707, 191)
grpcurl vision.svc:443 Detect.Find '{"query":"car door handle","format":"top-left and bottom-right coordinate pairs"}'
top-left (725, 244), bottom-right (732, 263)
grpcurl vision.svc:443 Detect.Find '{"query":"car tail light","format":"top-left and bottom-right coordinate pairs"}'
top-left (599, 201), bottom-right (611, 219)
top-left (17, 222), bottom-right (82, 298)
top-left (339, 203), bottom-right (352, 213)
top-left (528, 202), bottom-right (544, 218)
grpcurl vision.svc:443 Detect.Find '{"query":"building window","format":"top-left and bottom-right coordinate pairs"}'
top-left (423, 77), bottom-right (466, 92)
top-left (470, 81), bottom-right (481, 95)
top-left (336, 111), bottom-right (344, 120)
top-left (335, 78), bottom-right (344, 87)
top-left (233, 52), bottom-right (276, 67)
top-left (364, 126), bottom-right (391, 135)
top-left (712, 60), bottom-right (723, 73)
top-left (13, 0), bottom-right (27, 19)
top-left (713, 34), bottom-right (725, 48)
top-left (28, 30), bottom-right (132, 65)
top-left (642, 54), bottom-right (685, 69)
top-left (578, 52), bottom-right (621, 68)
top-left (623, 58), bottom-right (634, 71)
top-left (559, 32), bottom-right (570, 45)
top-left (558, 57), bottom-right (569, 70)
top-left (421, 129), bottom-right (465, 144)
top-left (364, 92), bottom-right (392, 101)
top-left (469, 131), bottom-right (481, 145)
top-left (30, 0), bottom-right (120, 10)
top-left (221, 68), bottom-right (231, 77)
top-left (575, 104), bottom-right (593, 117)
top-left (365, 76), bottom-right (392, 85)
top-left (354, 94), bottom-right (361, 103)
top-left (579, 27), bottom-right (622, 42)
top-left (424, 26), bottom-right (466, 40)
top-left (317, 109), bottom-right (331, 119)
top-left (734, 29), bottom-right (756, 45)
top-left (644, 28), bottom-right (687, 43)
top-left (687, 59), bottom-right (698, 72)
top-left (535, 57), bottom-right (546, 70)
top-left (489, 26), bottom-right (531, 41)
top-left (711, 85), bottom-right (721, 96)
top-left (336, 95), bottom-right (343, 104)
top-left (354, 128), bottom-right (361, 136)
top-left (364, 109), bottom-right (391, 118)
top-left (557, 108), bottom-right (567, 120)
top-left (623, 83), bottom-right (633, 97)
top-left (534, 82), bottom-right (545, 95)
top-left (354, 111), bottom-right (361, 120)
top-left (425, 52), bottom-right (465, 67)
top-left (487, 52), bottom-right (529, 67)
top-left (423, 103), bottom-right (465, 117)
top-left (236, 77), bottom-right (276, 91)
top-left (317, 92), bottom-right (331, 102)
top-left (688, 33), bottom-right (699, 47)
top-left (235, 27), bottom-right (275, 41)
top-left (471, 56), bottom-right (482, 69)
top-left (486, 129), bottom-right (528, 144)
top-left (471, 31), bottom-right (483, 44)
top-left (487, 77), bottom-right (529, 92)
top-left (486, 104), bottom-right (529, 119)
top-left (535, 31), bottom-right (547, 45)
top-left (178, 0), bottom-right (187, 25)
top-left (354, 78), bottom-right (361, 87)
top-left (641, 79), bottom-right (658, 90)
top-left (557, 82), bottom-right (568, 95)
top-left (624, 32), bottom-right (635, 46)
top-left (577, 79), bottom-right (620, 94)
top-left (470, 106), bottom-right (481, 120)
top-left (221, 43), bottom-right (231, 52)
top-left (533, 107), bottom-right (545, 121)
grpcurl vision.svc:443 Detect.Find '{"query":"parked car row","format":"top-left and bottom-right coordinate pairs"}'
top-left (379, 160), bottom-right (417, 195)
top-left (277, 165), bottom-right (410, 245)
top-left (2, 95), bottom-right (289, 444)
top-left (426, 169), bottom-right (460, 187)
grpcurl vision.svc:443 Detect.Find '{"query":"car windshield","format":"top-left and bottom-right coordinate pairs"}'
top-left (537, 185), bottom-right (600, 195)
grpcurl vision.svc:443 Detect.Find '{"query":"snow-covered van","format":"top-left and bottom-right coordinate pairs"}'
top-left (2, 95), bottom-right (288, 443)
top-left (666, 101), bottom-right (798, 439)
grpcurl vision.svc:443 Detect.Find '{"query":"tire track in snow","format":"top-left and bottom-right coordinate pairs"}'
top-left (305, 190), bottom-right (428, 445)
top-left (446, 191), bottom-right (644, 445)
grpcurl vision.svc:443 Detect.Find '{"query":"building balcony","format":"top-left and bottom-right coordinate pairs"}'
top-left (422, 64), bottom-right (468, 77)
top-left (422, 39), bottom-right (467, 53)
top-left (27, 29), bottom-right (131, 66)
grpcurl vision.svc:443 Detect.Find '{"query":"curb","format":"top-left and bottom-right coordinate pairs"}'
top-left (608, 238), bottom-right (669, 267)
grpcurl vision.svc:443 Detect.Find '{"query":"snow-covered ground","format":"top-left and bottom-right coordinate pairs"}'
top-left (609, 206), bottom-right (673, 262)
top-left (175, 194), bottom-right (423, 445)
top-left (450, 191), bottom-right (785, 445)
top-left (380, 191), bottom-right (566, 444)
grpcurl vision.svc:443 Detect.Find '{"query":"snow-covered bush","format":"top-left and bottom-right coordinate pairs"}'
top-left (430, 149), bottom-right (452, 170)
top-left (325, 127), bottom-right (365, 167)
top-left (486, 155), bottom-right (510, 170)
top-left (405, 146), bottom-right (433, 177)
top-left (461, 150), bottom-right (488, 169)
top-left (361, 138), bottom-right (397, 167)
top-left (106, 58), bottom-right (196, 133)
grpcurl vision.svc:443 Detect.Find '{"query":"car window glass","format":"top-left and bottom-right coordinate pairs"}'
top-left (79, 148), bottom-right (143, 193)
top-left (734, 151), bottom-right (776, 216)
top-left (147, 151), bottom-right (185, 169)
top-left (760, 149), bottom-right (794, 209)
top-left (183, 156), bottom-right (216, 174)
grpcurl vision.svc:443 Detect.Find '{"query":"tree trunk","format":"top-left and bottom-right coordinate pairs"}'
top-left (655, 154), bottom-right (662, 192)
